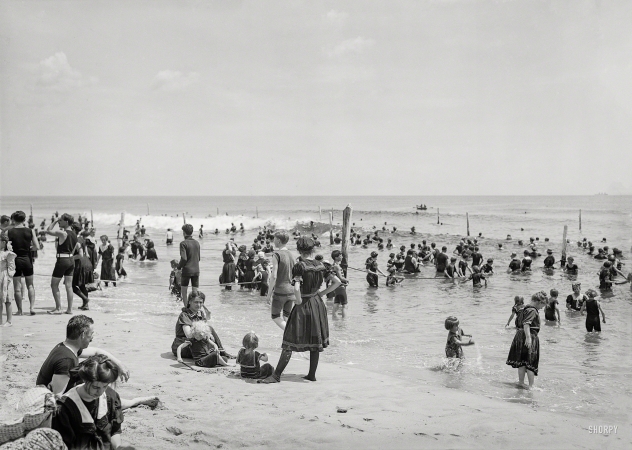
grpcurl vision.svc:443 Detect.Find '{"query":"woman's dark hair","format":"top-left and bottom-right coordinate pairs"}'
top-left (11, 211), bottom-right (27, 223)
top-left (66, 315), bottom-right (94, 340)
top-left (71, 222), bottom-right (82, 233)
top-left (331, 250), bottom-right (342, 259)
top-left (77, 355), bottom-right (119, 384)
top-left (60, 213), bottom-right (74, 224)
top-left (296, 237), bottom-right (315, 254)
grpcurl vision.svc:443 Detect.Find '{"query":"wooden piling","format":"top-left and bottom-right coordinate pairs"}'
top-left (579, 209), bottom-right (582, 231)
top-left (90, 210), bottom-right (94, 227)
top-left (147, 203), bottom-right (150, 215)
top-left (183, 212), bottom-right (187, 224)
top-left (329, 212), bottom-right (334, 245)
top-left (437, 208), bottom-right (440, 224)
top-left (466, 212), bottom-right (470, 236)
top-left (341, 204), bottom-right (352, 278)
top-left (319, 206), bottom-right (322, 221)
top-left (561, 225), bottom-right (568, 266)
top-left (30, 204), bottom-right (33, 217)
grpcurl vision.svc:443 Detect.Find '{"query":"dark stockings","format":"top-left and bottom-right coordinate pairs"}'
top-left (305, 350), bottom-right (319, 381)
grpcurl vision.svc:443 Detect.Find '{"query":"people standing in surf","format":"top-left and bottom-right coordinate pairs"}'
top-left (44, 213), bottom-right (77, 314)
top-left (507, 252), bottom-right (521, 273)
top-left (505, 296), bottom-right (525, 328)
top-left (329, 250), bottom-right (348, 317)
top-left (403, 250), bottom-right (420, 274)
top-left (506, 291), bottom-right (547, 389)
top-left (444, 316), bottom-right (474, 361)
top-left (145, 239), bottom-right (158, 260)
top-left (435, 246), bottom-right (449, 277)
top-left (365, 251), bottom-right (385, 287)
top-left (544, 289), bottom-right (561, 325)
top-left (580, 289), bottom-right (606, 332)
top-left (115, 248), bottom-right (127, 280)
top-left (259, 237), bottom-right (341, 384)
top-left (481, 258), bottom-right (494, 274)
top-left (140, 225), bottom-right (146, 236)
top-left (220, 241), bottom-right (237, 290)
top-left (199, 225), bottom-right (204, 239)
top-left (462, 265), bottom-right (487, 287)
top-left (565, 283), bottom-right (586, 311)
top-left (96, 236), bottom-right (117, 287)
top-left (563, 256), bottom-right (578, 274)
top-left (166, 228), bottom-right (174, 245)
top-left (520, 250), bottom-right (532, 272)
top-left (267, 231), bottom-right (295, 330)
top-left (7, 211), bottom-right (40, 316)
top-left (543, 249), bottom-right (555, 269)
top-left (243, 250), bottom-right (257, 290)
top-left (177, 223), bottom-right (201, 307)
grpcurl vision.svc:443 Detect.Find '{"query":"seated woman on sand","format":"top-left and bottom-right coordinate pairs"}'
top-left (171, 292), bottom-right (232, 361)
top-left (52, 355), bottom-right (124, 449)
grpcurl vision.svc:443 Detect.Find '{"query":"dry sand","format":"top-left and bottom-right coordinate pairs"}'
top-left (1, 309), bottom-right (630, 450)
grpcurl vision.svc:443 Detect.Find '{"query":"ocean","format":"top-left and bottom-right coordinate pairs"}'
top-left (2, 195), bottom-right (631, 421)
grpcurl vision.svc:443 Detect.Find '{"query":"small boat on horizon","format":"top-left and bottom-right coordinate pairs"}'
top-left (416, 204), bottom-right (428, 210)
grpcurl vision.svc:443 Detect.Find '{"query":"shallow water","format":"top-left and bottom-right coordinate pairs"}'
top-left (3, 195), bottom-right (631, 421)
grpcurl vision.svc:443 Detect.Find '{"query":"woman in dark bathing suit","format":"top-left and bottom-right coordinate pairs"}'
top-left (580, 289), bottom-right (606, 332)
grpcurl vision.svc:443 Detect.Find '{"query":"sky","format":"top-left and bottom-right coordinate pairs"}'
top-left (1, 0), bottom-right (631, 196)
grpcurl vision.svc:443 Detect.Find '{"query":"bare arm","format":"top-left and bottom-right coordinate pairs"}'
top-left (31, 228), bottom-right (41, 250)
top-left (523, 323), bottom-right (532, 350)
top-left (49, 374), bottom-right (71, 395)
top-left (506, 311), bottom-right (515, 327)
top-left (555, 305), bottom-right (561, 324)
top-left (319, 275), bottom-right (341, 298)
top-left (267, 254), bottom-right (279, 303)
top-left (598, 301), bottom-right (606, 323)
top-left (176, 341), bottom-right (191, 362)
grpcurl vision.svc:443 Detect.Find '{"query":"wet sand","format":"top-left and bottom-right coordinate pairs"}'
top-left (1, 309), bottom-right (629, 449)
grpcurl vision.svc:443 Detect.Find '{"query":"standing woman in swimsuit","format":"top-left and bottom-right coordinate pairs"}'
top-left (44, 213), bottom-right (77, 314)
top-left (220, 241), bottom-right (237, 290)
top-left (96, 236), bottom-right (117, 287)
top-left (259, 237), bottom-right (341, 383)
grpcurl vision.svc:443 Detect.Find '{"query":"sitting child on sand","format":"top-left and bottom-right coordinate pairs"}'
top-left (445, 316), bottom-right (474, 359)
top-left (505, 295), bottom-right (525, 328)
top-left (169, 259), bottom-right (182, 300)
top-left (177, 321), bottom-right (230, 368)
top-left (236, 332), bottom-right (274, 379)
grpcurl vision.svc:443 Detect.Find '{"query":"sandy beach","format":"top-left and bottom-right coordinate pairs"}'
top-left (2, 308), bottom-right (629, 450)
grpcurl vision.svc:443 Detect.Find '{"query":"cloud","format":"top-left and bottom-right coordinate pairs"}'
top-left (328, 37), bottom-right (375, 57)
top-left (325, 10), bottom-right (348, 26)
top-left (34, 52), bottom-right (98, 91)
top-left (152, 70), bottom-right (200, 91)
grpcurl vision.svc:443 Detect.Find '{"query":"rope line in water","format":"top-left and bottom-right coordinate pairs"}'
top-left (30, 273), bottom-right (262, 289)
top-left (347, 266), bottom-right (444, 280)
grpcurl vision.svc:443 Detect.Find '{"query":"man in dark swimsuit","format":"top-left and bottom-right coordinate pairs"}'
top-left (435, 246), bottom-right (449, 277)
top-left (44, 214), bottom-right (77, 314)
top-left (8, 211), bottom-right (41, 315)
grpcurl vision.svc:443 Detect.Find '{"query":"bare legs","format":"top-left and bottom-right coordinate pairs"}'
top-left (518, 366), bottom-right (535, 389)
top-left (272, 317), bottom-right (286, 330)
top-left (50, 276), bottom-right (73, 314)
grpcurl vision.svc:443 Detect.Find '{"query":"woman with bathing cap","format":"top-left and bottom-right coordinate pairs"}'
top-left (259, 237), bottom-right (341, 383)
top-left (365, 251), bottom-right (385, 287)
top-left (506, 291), bottom-right (548, 389)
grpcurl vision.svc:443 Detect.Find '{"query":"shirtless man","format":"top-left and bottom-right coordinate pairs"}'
top-left (44, 213), bottom-right (77, 314)
top-left (8, 211), bottom-right (41, 315)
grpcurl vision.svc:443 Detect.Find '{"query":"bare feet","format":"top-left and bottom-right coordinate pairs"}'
top-left (47, 309), bottom-right (63, 315)
top-left (257, 375), bottom-right (280, 384)
top-left (1, 322), bottom-right (12, 327)
top-left (64, 310), bottom-right (73, 315)
top-left (15, 311), bottom-right (23, 316)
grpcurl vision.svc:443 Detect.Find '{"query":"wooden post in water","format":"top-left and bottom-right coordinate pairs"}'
top-left (329, 212), bottom-right (334, 245)
top-left (147, 203), bottom-right (150, 215)
top-left (183, 212), bottom-right (187, 224)
top-left (437, 208), bottom-right (440, 225)
top-left (118, 212), bottom-right (125, 239)
top-left (466, 212), bottom-right (470, 236)
top-left (319, 206), bottom-right (322, 221)
top-left (341, 204), bottom-right (352, 278)
top-left (90, 210), bottom-right (94, 227)
top-left (561, 225), bottom-right (568, 266)
top-left (579, 209), bottom-right (582, 231)
top-left (30, 204), bottom-right (33, 217)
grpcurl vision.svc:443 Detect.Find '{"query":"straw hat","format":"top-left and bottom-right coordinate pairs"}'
top-left (0, 387), bottom-right (57, 445)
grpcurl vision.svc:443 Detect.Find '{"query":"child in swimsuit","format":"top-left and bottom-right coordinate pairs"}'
top-left (544, 289), bottom-right (561, 324)
top-left (462, 265), bottom-right (487, 287)
top-left (481, 258), bottom-right (494, 274)
top-left (169, 259), bottom-right (182, 300)
top-left (444, 316), bottom-right (474, 359)
top-left (505, 296), bottom-right (524, 328)
top-left (386, 266), bottom-right (404, 286)
top-left (177, 321), bottom-right (230, 368)
top-left (237, 332), bottom-right (274, 379)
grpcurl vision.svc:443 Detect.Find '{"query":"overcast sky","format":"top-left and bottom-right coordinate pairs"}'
top-left (1, 0), bottom-right (631, 196)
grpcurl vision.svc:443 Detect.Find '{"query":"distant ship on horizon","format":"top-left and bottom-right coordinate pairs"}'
top-left (595, 192), bottom-right (608, 196)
